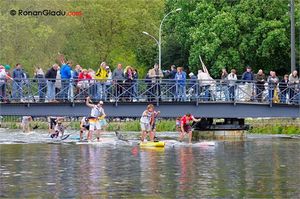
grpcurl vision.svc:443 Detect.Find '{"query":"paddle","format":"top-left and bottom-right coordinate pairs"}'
top-left (115, 131), bottom-right (129, 142)
top-left (32, 125), bottom-right (39, 130)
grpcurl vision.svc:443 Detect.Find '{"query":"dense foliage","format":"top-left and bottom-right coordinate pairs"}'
top-left (163, 0), bottom-right (300, 77)
top-left (0, 0), bottom-right (164, 77)
top-left (0, 0), bottom-right (298, 77)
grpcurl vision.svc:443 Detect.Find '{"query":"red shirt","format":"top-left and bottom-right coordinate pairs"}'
top-left (78, 72), bottom-right (92, 80)
top-left (181, 115), bottom-right (194, 126)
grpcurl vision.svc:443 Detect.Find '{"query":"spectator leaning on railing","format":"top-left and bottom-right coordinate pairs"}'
top-left (279, 74), bottom-right (289, 103)
top-left (170, 65), bottom-right (177, 101)
top-left (60, 61), bottom-right (72, 101)
top-left (34, 67), bottom-right (46, 102)
top-left (188, 72), bottom-right (197, 101)
top-left (78, 69), bottom-right (92, 99)
top-left (175, 67), bottom-right (186, 101)
top-left (0, 65), bottom-right (8, 102)
top-left (87, 68), bottom-right (96, 100)
top-left (220, 68), bottom-right (229, 101)
top-left (12, 63), bottom-right (26, 101)
top-left (227, 69), bottom-right (237, 101)
top-left (267, 71), bottom-right (279, 103)
top-left (197, 69), bottom-right (212, 101)
top-left (73, 64), bottom-right (82, 98)
top-left (45, 64), bottom-right (58, 102)
top-left (124, 66), bottom-right (134, 101)
top-left (105, 66), bottom-right (113, 101)
top-left (112, 63), bottom-right (125, 100)
top-left (148, 63), bottom-right (163, 101)
top-left (95, 62), bottom-right (108, 101)
top-left (241, 66), bottom-right (254, 101)
top-left (255, 69), bottom-right (265, 102)
top-left (288, 70), bottom-right (299, 104)
top-left (132, 68), bottom-right (138, 101)
top-left (55, 66), bottom-right (62, 100)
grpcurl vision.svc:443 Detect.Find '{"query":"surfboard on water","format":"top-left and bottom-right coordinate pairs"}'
top-left (21, 131), bottom-right (36, 135)
top-left (193, 141), bottom-right (216, 147)
top-left (139, 141), bottom-right (165, 148)
top-left (47, 134), bottom-right (71, 143)
top-left (76, 137), bottom-right (117, 145)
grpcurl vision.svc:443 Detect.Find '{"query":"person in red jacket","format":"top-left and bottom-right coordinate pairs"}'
top-left (77, 69), bottom-right (92, 98)
top-left (178, 113), bottom-right (201, 144)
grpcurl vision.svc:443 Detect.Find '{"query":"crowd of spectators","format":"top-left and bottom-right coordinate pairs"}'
top-left (0, 61), bottom-right (299, 104)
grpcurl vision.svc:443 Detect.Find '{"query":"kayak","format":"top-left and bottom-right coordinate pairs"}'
top-left (139, 141), bottom-right (165, 148)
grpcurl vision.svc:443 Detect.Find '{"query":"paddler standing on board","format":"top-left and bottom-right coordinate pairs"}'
top-left (179, 113), bottom-right (201, 144)
top-left (150, 110), bottom-right (160, 141)
top-left (140, 104), bottom-right (154, 142)
top-left (86, 96), bottom-right (106, 142)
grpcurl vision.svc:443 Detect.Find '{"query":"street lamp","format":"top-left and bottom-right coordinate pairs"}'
top-left (142, 31), bottom-right (159, 45)
top-left (159, 8), bottom-right (182, 70)
top-left (290, 0), bottom-right (295, 72)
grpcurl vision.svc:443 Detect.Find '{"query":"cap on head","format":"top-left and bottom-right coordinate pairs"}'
top-left (189, 72), bottom-right (194, 77)
top-left (99, 101), bottom-right (104, 105)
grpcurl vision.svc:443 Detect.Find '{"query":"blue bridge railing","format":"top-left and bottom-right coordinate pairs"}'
top-left (0, 78), bottom-right (299, 106)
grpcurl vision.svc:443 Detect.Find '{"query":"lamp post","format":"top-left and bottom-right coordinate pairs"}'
top-left (290, 0), bottom-right (295, 72)
top-left (142, 31), bottom-right (159, 45)
top-left (159, 8), bottom-right (182, 70)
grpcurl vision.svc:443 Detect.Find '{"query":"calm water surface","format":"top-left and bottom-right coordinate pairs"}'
top-left (0, 131), bottom-right (300, 198)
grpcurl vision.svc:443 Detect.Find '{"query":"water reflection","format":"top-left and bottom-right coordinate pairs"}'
top-left (0, 139), bottom-right (300, 198)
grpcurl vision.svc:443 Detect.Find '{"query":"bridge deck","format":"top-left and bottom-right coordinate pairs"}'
top-left (1, 78), bottom-right (299, 118)
top-left (0, 102), bottom-right (299, 118)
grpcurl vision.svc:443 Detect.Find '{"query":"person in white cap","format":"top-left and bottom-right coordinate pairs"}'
top-left (188, 72), bottom-right (197, 100)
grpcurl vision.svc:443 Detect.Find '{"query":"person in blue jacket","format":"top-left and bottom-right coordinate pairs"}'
top-left (175, 67), bottom-right (187, 101)
top-left (60, 61), bottom-right (72, 101)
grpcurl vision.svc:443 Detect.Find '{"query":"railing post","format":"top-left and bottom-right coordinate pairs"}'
top-left (196, 81), bottom-right (199, 106)
top-left (269, 84), bottom-right (273, 107)
top-left (234, 83), bottom-right (237, 106)
top-left (156, 81), bottom-right (159, 106)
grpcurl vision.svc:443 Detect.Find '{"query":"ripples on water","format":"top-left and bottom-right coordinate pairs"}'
top-left (0, 130), bottom-right (300, 198)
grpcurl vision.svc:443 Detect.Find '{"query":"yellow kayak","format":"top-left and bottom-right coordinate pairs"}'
top-left (139, 141), bottom-right (165, 148)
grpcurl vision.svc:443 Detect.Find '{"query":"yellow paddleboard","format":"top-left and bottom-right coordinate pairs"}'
top-left (139, 141), bottom-right (165, 148)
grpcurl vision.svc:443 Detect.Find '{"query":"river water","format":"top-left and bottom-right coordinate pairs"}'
top-left (0, 130), bottom-right (300, 198)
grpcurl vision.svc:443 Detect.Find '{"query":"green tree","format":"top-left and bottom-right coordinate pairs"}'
top-left (163, 0), bottom-right (300, 77)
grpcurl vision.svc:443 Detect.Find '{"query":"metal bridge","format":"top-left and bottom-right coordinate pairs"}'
top-left (0, 78), bottom-right (299, 118)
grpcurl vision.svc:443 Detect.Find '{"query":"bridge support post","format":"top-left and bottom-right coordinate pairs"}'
top-left (192, 118), bottom-right (248, 140)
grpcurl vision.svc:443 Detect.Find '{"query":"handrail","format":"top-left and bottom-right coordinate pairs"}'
top-left (0, 78), bottom-right (299, 106)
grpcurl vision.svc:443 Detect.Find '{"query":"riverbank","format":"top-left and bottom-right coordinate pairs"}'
top-left (247, 118), bottom-right (300, 135)
top-left (0, 118), bottom-right (299, 134)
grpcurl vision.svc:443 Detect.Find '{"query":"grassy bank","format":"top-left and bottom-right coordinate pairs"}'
top-left (248, 125), bottom-right (300, 135)
top-left (1, 118), bottom-right (299, 135)
top-left (0, 120), bottom-right (176, 132)
top-left (246, 118), bottom-right (300, 135)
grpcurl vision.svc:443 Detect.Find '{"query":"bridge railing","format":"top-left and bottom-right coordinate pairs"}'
top-left (0, 78), bottom-right (299, 105)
